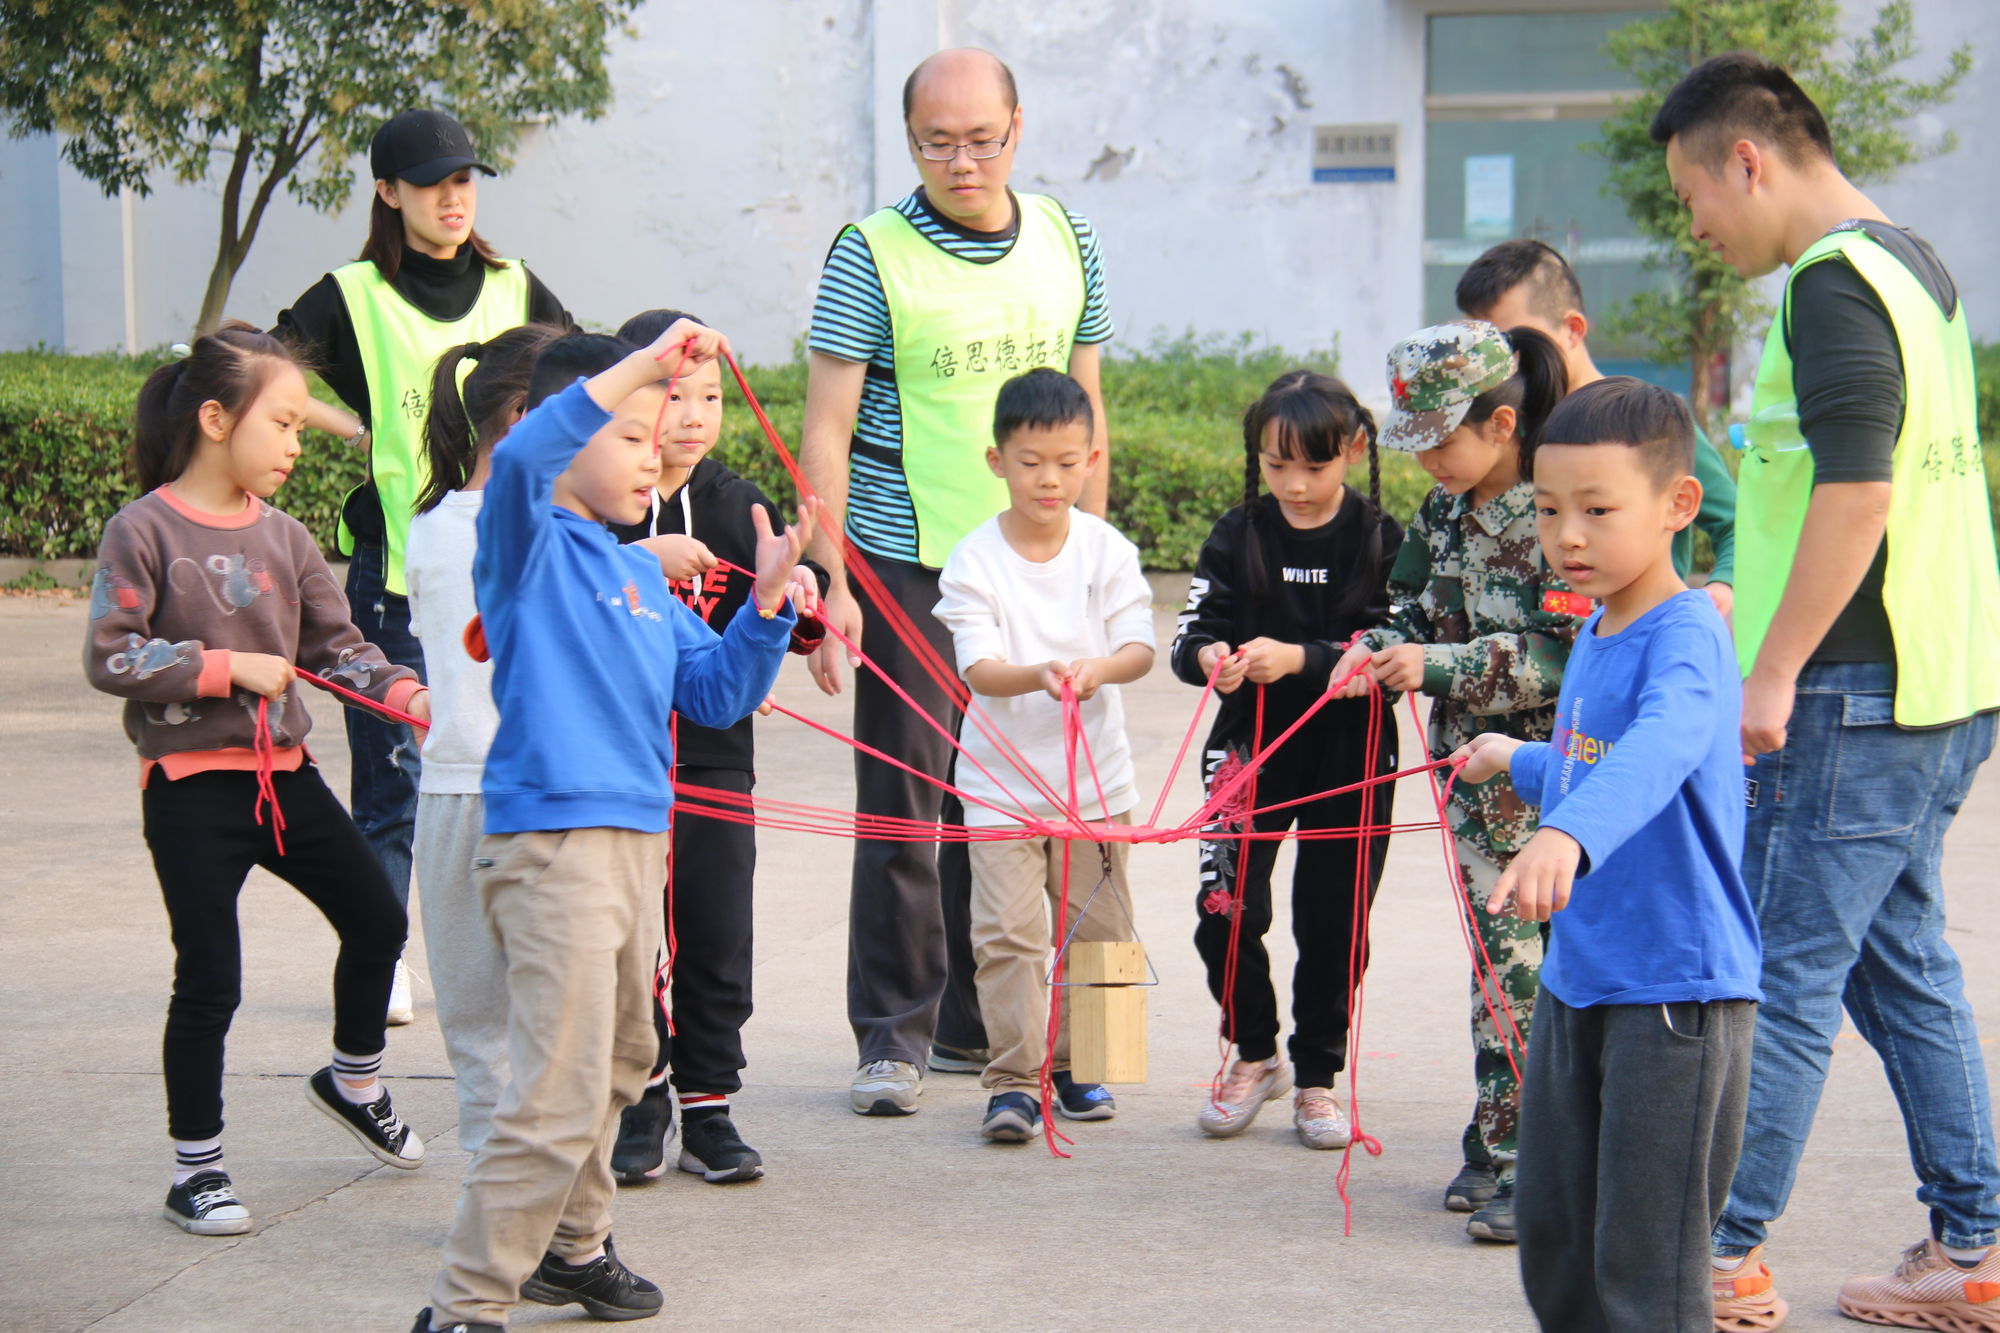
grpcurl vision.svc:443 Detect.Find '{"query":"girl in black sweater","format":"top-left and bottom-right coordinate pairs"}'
top-left (1171, 371), bottom-right (1402, 1150)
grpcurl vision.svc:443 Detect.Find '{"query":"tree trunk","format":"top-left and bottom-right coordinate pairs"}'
top-left (1687, 294), bottom-right (1719, 438)
top-left (195, 245), bottom-right (245, 336)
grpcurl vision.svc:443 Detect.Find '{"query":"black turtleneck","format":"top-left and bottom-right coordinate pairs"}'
top-left (274, 244), bottom-right (569, 421)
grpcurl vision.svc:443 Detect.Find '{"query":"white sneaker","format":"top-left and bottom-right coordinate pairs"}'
top-left (1293, 1087), bottom-right (1351, 1149)
top-left (850, 1059), bottom-right (922, 1116)
top-left (386, 959), bottom-right (414, 1026)
top-left (1196, 1054), bottom-right (1292, 1137)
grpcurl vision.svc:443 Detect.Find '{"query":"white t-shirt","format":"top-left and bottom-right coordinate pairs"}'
top-left (405, 490), bottom-right (498, 795)
top-left (933, 511), bottom-right (1156, 829)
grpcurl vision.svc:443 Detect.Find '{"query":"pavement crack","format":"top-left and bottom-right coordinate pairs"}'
top-left (81, 1163), bottom-right (389, 1329)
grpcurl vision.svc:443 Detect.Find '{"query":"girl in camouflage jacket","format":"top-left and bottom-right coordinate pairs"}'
top-left (1334, 320), bottom-right (1583, 1244)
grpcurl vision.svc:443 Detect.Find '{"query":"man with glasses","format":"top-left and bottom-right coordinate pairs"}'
top-left (801, 46), bottom-right (1114, 1117)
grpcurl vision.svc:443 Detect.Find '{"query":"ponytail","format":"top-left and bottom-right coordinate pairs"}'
top-left (132, 322), bottom-right (299, 492)
top-left (415, 323), bottom-right (565, 514)
top-left (1462, 325), bottom-right (1569, 469)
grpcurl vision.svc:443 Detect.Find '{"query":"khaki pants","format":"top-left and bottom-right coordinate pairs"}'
top-left (967, 816), bottom-right (1134, 1093)
top-left (428, 827), bottom-right (667, 1325)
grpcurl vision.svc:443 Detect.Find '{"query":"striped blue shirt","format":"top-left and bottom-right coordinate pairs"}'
top-left (807, 189), bottom-right (1112, 564)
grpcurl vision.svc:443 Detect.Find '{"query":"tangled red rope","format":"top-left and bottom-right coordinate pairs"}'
top-left (247, 343), bottom-right (1532, 1218)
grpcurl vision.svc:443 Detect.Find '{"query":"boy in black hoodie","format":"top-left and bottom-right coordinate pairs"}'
top-left (606, 309), bottom-right (825, 1183)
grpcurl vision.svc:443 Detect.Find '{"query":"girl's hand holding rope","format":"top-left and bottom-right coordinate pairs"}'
top-left (1369, 643), bottom-right (1426, 693)
top-left (1329, 642), bottom-right (1374, 698)
top-left (230, 652), bottom-right (295, 701)
top-left (1198, 642), bottom-right (1250, 695)
top-left (1236, 636), bottom-right (1305, 684)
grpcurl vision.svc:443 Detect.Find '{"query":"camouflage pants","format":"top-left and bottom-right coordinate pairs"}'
top-left (1455, 841), bottom-right (1543, 1187)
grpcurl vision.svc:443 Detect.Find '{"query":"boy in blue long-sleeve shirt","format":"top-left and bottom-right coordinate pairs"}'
top-left (417, 322), bottom-right (816, 1333)
top-left (1453, 378), bottom-right (1760, 1333)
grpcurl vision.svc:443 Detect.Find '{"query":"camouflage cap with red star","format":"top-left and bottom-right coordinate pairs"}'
top-left (1379, 320), bottom-right (1518, 453)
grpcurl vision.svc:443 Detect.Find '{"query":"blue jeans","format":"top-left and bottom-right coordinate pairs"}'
top-left (1714, 661), bottom-right (1999, 1254)
top-left (343, 543), bottom-right (425, 909)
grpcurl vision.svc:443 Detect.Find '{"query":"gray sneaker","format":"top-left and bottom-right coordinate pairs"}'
top-left (1196, 1055), bottom-right (1292, 1137)
top-left (1293, 1087), bottom-right (1352, 1149)
top-left (850, 1059), bottom-right (922, 1116)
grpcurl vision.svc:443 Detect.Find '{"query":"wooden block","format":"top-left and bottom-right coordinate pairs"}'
top-left (1068, 941), bottom-right (1148, 1084)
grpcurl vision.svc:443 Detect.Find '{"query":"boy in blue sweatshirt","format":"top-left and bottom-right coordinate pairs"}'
top-left (1452, 377), bottom-right (1760, 1332)
top-left (416, 322), bottom-right (815, 1333)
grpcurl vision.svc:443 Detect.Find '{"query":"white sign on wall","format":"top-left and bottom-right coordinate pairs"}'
top-left (1313, 124), bottom-right (1398, 183)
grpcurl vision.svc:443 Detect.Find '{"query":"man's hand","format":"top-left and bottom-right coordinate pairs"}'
top-left (1198, 642), bottom-right (1249, 695)
top-left (810, 586), bottom-right (862, 695)
top-left (751, 498), bottom-right (818, 614)
top-left (1703, 581), bottom-right (1735, 621)
top-left (1486, 827), bottom-right (1581, 922)
top-left (1741, 665), bottom-right (1794, 764)
top-left (1451, 732), bottom-right (1522, 785)
top-left (636, 534), bottom-right (717, 583)
top-left (230, 652), bottom-right (294, 701)
top-left (1238, 637), bottom-right (1305, 685)
top-left (1370, 643), bottom-right (1427, 693)
top-left (1331, 642), bottom-right (1375, 698)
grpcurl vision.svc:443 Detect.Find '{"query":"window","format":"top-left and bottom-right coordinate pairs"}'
top-left (1423, 11), bottom-right (1685, 392)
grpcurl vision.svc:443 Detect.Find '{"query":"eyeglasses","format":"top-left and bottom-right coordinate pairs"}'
top-left (910, 130), bottom-right (1012, 162)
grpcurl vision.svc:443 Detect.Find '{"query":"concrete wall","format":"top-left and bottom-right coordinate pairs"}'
top-left (2, 0), bottom-right (1993, 367)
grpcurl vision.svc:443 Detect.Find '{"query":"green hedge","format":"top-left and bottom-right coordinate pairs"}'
top-left (706, 333), bottom-right (1433, 571)
top-left (0, 349), bottom-right (364, 561)
top-left (8, 338), bottom-right (1997, 569)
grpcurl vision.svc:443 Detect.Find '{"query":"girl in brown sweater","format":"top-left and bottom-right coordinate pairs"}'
top-left (85, 324), bottom-right (434, 1236)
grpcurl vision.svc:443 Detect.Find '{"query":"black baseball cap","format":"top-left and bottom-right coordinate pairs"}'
top-left (370, 109), bottom-right (496, 186)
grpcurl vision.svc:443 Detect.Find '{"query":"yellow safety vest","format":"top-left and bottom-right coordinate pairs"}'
top-left (1733, 226), bottom-right (2000, 726)
top-left (331, 257), bottom-right (531, 594)
top-left (855, 193), bottom-right (1087, 568)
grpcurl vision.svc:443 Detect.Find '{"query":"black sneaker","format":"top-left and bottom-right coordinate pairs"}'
top-left (1466, 1182), bottom-right (1516, 1243)
top-left (305, 1066), bottom-right (425, 1169)
top-left (163, 1168), bottom-right (251, 1235)
top-left (519, 1237), bottom-right (663, 1321)
top-left (409, 1309), bottom-right (502, 1333)
top-left (1444, 1159), bottom-right (1498, 1212)
top-left (611, 1085), bottom-right (675, 1185)
top-left (677, 1110), bottom-right (764, 1183)
top-left (1051, 1070), bottom-right (1117, 1121)
top-left (980, 1091), bottom-right (1040, 1143)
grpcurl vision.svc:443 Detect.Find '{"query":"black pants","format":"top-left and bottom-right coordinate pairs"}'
top-left (650, 767), bottom-right (755, 1095)
top-left (1517, 992), bottom-right (1757, 1333)
top-left (846, 556), bottom-right (985, 1063)
top-left (143, 766), bottom-right (407, 1141)
top-left (1192, 703), bottom-right (1395, 1089)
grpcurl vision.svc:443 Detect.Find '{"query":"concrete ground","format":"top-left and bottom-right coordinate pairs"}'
top-left (3, 588), bottom-right (1995, 1333)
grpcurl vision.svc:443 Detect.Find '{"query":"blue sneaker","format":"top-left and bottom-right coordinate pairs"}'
top-left (980, 1092), bottom-right (1040, 1142)
top-left (1052, 1071), bottom-right (1117, 1121)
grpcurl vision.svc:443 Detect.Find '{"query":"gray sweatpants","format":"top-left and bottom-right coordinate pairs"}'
top-left (1516, 990), bottom-right (1756, 1332)
top-left (414, 792), bottom-right (511, 1152)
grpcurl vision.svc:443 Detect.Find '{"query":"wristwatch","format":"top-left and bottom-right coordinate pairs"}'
top-left (342, 425), bottom-right (370, 449)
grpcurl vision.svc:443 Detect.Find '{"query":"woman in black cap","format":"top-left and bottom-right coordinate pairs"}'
top-left (277, 108), bottom-right (569, 1025)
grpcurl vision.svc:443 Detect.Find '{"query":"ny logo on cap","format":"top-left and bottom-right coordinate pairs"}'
top-left (433, 127), bottom-right (458, 151)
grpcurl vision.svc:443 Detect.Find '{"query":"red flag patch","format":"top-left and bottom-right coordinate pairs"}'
top-left (1543, 590), bottom-right (1595, 618)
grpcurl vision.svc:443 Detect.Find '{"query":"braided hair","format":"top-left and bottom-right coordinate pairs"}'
top-left (1236, 370), bottom-right (1385, 612)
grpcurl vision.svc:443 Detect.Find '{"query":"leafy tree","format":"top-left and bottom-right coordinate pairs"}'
top-left (0, 0), bottom-right (638, 334)
top-left (1593, 0), bottom-right (1969, 429)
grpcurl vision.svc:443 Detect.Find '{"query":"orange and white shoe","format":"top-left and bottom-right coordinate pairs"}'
top-left (1713, 1245), bottom-right (1789, 1332)
top-left (1837, 1236), bottom-right (2000, 1331)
